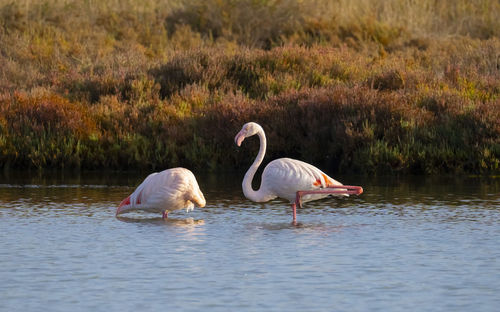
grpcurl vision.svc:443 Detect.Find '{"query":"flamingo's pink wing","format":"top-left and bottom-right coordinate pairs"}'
top-left (262, 158), bottom-right (346, 202)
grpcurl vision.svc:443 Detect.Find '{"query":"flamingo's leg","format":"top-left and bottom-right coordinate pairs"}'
top-left (293, 185), bottom-right (363, 223)
top-left (292, 191), bottom-right (306, 225)
top-left (162, 211), bottom-right (169, 219)
top-left (295, 191), bottom-right (304, 209)
top-left (298, 185), bottom-right (363, 198)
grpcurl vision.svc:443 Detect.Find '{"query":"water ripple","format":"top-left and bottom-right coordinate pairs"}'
top-left (0, 173), bottom-right (499, 311)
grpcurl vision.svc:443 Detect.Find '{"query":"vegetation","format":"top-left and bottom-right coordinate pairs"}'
top-left (0, 0), bottom-right (499, 174)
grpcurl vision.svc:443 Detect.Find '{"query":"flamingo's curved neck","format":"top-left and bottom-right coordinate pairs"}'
top-left (242, 128), bottom-right (268, 202)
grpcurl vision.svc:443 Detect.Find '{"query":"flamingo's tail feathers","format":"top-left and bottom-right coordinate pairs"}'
top-left (191, 189), bottom-right (206, 208)
top-left (197, 192), bottom-right (206, 208)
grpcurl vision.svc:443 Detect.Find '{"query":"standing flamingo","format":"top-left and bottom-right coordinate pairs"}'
top-left (116, 168), bottom-right (206, 219)
top-left (234, 122), bottom-right (363, 223)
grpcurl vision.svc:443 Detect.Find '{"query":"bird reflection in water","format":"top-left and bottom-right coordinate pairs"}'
top-left (116, 215), bottom-right (205, 226)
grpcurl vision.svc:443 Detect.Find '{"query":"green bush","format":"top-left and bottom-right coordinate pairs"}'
top-left (0, 0), bottom-right (499, 174)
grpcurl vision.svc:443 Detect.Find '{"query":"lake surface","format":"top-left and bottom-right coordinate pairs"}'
top-left (0, 171), bottom-right (499, 311)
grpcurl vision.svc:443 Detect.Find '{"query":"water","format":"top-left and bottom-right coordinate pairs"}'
top-left (0, 171), bottom-right (499, 311)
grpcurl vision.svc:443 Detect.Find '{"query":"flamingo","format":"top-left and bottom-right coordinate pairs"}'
top-left (234, 122), bottom-right (363, 223)
top-left (116, 167), bottom-right (206, 219)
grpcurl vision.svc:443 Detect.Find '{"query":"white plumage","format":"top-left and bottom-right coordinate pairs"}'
top-left (235, 122), bottom-right (361, 223)
top-left (261, 157), bottom-right (345, 203)
top-left (116, 167), bottom-right (206, 219)
top-left (235, 122), bottom-right (346, 204)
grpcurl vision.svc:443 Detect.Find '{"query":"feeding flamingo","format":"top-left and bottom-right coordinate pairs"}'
top-left (116, 168), bottom-right (206, 219)
top-left (234, 122), bottom-right (363, 223)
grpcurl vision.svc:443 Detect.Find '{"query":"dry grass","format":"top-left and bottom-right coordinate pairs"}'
top-left (0, 0), bottom-right (499, 173)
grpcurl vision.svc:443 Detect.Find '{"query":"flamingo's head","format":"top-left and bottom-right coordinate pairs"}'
top-left (234, 122), bottom-right (263, 146)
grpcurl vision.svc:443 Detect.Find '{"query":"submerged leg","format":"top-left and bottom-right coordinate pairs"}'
top-left (291, 202), bottom-right (297, 224)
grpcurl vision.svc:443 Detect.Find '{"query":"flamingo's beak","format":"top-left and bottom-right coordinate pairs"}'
top-left (234, 130), bottom-right (246, 147)
top-left (116, 196), bottom-right (131, 216)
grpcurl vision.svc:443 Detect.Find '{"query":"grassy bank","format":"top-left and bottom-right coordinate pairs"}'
top-left (0, 0), bottom-right (499, 174)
